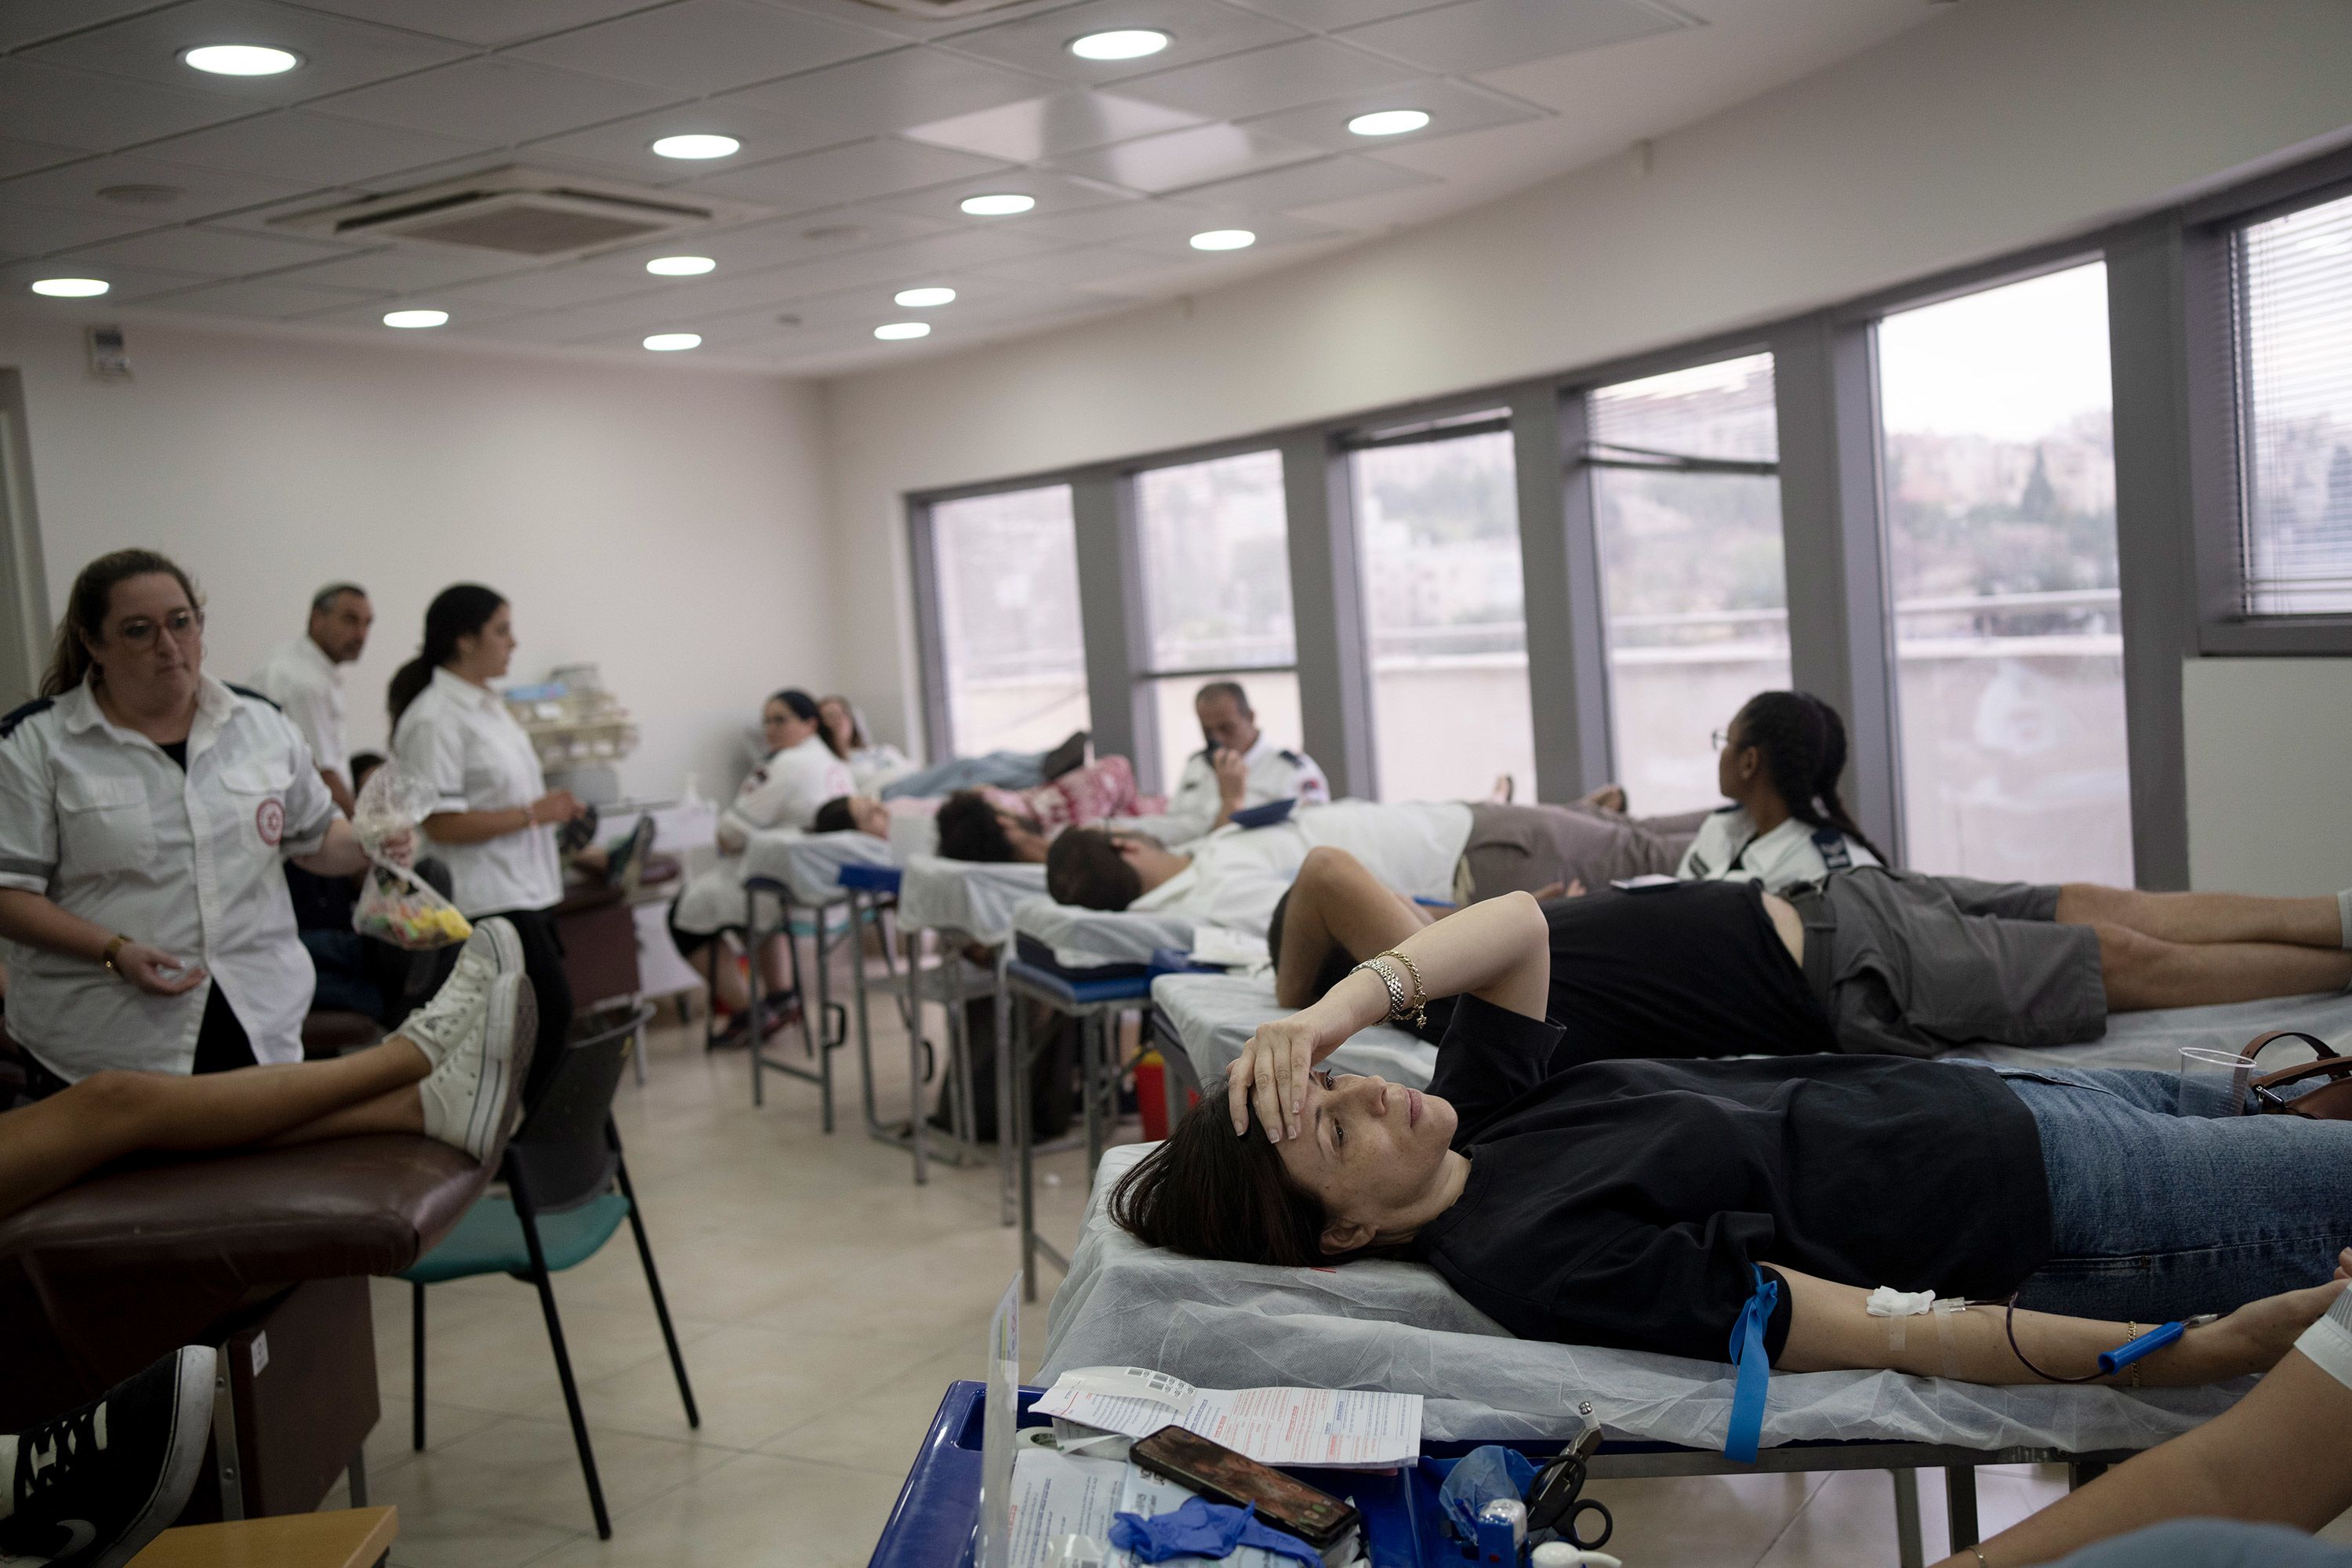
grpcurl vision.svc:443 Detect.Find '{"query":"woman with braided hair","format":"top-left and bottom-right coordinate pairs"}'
top-left (1679, 689), bottom-right (1886, 890)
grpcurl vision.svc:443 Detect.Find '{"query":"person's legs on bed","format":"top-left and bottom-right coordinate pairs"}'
top-left (2053, 882), bottom-right (2348, 951)
top-left (2092, 921), bottom-right (2352, 1010)
top-left (1271, 848), bottom-right (1432, 1008)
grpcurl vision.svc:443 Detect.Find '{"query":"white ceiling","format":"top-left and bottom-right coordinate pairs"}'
top-left (0, 0), bottom-right (1940, 375)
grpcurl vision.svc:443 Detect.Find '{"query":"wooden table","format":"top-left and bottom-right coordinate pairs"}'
top-left (130, 1506), bottom-right (397, 1568)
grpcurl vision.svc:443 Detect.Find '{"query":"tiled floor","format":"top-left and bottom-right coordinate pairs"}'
top-left (319, 972), bottom-right (2258, 1566)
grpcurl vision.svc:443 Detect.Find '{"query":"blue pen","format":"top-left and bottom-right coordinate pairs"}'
top-left (2098, 1315), bottom-right (2219, 1377)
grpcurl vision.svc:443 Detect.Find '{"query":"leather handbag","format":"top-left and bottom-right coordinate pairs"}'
top-left (2243, 1030), bottom-right (2352, 1120)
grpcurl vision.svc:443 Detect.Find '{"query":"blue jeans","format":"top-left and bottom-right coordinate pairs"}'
top-left (879, 749), bottom-right (1047, 800)
top-left (1994, 1066), bottom-right (2352, 1320)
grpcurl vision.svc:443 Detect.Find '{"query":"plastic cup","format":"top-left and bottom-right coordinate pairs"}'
top-left (2179, 1047), bottom-right (2254, 1118)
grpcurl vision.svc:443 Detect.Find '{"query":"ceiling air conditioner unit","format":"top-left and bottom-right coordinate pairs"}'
top-left (270, 166), bottom-right (763, 259)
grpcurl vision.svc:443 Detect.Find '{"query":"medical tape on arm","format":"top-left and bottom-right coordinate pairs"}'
top-left (1865, 1287), bottom-right (1933, 1356)
top-left (1932, 1298), bottom-right (1969, 1379)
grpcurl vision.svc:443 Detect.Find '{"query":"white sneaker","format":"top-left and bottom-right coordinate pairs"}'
top-left (400, 917), bottom-right (524, 1072)
top-left (419, 970), bottom-right (524, 1162)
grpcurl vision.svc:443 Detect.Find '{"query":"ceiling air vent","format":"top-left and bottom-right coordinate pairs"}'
top-left (270, 167), bottom-right (764, 259)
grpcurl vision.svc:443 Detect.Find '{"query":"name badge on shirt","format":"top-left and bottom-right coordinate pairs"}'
top-left (256, 797), bottom-right (285, 846)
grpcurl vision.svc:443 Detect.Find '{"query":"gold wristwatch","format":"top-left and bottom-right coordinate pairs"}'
top-left (102, 932), bottom-right (130, 974)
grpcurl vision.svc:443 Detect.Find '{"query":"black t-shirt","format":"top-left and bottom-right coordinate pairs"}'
top-left (1410, 993), bottom-right (2052, 1363)
top-left (159, 739), bottom-right (188, 771)
top-left (1411, 881), bottom-right (1836, 1065)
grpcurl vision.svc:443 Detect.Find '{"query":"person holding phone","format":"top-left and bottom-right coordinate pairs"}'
top-left (1160, 681), bottom-right (1330, 843)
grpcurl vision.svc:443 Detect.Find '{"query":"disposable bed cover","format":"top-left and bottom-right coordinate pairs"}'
top-left (1013, 895), bottom-right (1196, 971)
top-left (740, 827), bottom-right (898, 907)
top-left (1040, 1145), bottom-right (2242, 1454)
top-left (897, 855), bottom-right (1047, 945)
top-left (1151, 971), bottom-right (2352, 1093)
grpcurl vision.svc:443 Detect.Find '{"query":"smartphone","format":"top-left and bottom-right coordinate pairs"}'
top-left (1128, 1425), bottom-right (1360, 1551)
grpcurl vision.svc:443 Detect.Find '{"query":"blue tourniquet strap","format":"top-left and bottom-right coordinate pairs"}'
top-left (1724, 1265), bottom-right (1777, 1463)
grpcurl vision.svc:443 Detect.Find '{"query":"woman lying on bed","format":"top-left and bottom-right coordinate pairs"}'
top-left (1113, 890), bottom-right (2352, 1381)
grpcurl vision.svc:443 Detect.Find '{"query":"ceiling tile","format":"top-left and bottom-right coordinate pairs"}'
top-left (25, 0), bottom-right (474, 102)
top-left (0, 59), bottom-right (255, 151)
top-left (1111, 205), bottom-right (1345, 255)
top-left (1218, 0), bottom-right (1449, 26)
top-left (1044, 122), bottom-right (1323, 194)
top-left (568, 207), bottom-right (956, 276)
top-left (0, 256), bottom-right (210, 301)
top-left (267, 245), bottom-right (538, 292)
top-left (141, 111), bottom-right (489, 187)
top-left (0, 137), bottom-right (88, 180)
top-left (315, 57), bottom-right (677, 144)
top-left (281, 0), bottom-right (660, 47)
top-left (0, 0), bottom-right (180, 52)
top-left (717, 46), bottom-right (1057, 136)
top-left (842, 223), bottom-right (1071, 276)
top-left (687, 137), bottom-right (1012, 212)
top-left (1177, 151), bottom-right (1432, 209)
top-left (1113, 36), bottom-right (1422, 120)
top-left (1338, 0), bottom-right (1693, 75)
top-left (870, 166), bottom-right (1136, 225)
top-left (432, 264), bottom-right (659, 311)
top-left (285, 296), bottom-right (524, 332)
top-left (518, 102), bottom-right (862, 184)
top-left (939, 0), bottom-right (1302, 84)
top-left (507, 0), bottom-right (898, 93)
top-left (0, 154), bottom-right (311, 222)
top-left (902, 90), bottom-right (1202, 163)
top-left (1236, 74), bottom-right (1542, 152)
top-left (968, 242), bottom-right (1169, 288)
top-left (53, 223), bottom-right (354, 278)
top-left (143, 275), bottom-right (383, 318)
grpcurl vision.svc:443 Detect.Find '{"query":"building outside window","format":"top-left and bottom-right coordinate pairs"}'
top-left (1588, 353), bottom-right (1789, 815)
top-left (1877, 261), bottom-right (2130, 884)
top-left (1352, 422), bottom-right (1535, 801)
top-left (925, 485), bottom-right (1090, 757)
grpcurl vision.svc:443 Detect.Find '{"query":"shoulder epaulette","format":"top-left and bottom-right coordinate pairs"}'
top-left (0, 697), bottom-right (53, 739)
top-left (225, 683), bottom-right (283, 713)
top-left (1710, 804), bottom-right (1740, 815)
top-left (1279, 750), bottom-right (1301, 764)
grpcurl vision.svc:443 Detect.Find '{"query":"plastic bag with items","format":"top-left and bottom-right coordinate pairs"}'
top-left (350, 761), bottom-right (472, 949)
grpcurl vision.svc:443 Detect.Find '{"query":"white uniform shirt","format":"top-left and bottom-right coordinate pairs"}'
top-left (846, 742), bottom-right (913, 798)
top-left (1131, 800), bottom-right (1472, 938)
top-left (0, 676), bottom-right (335, 1080)
top-left (393, 666), bottom-right (561, 917)
top-left (717, 733), bottom-right (853, 851)
top-left (1675, 806), bottom-right (1882, 892)
top-left (1160, 733), bottom-right (1330, 844)
top-left (2293, 1279), bottom-right (2352, 1392)
top-left (250, 634), bottom-right (347, 786)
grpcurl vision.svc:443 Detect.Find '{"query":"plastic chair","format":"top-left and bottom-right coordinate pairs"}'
top-left (398, 1002), bottom-right (697, 1539)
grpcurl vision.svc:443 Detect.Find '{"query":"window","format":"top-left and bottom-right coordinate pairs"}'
top-left (1351, 422), bottom-right (1534, 800)
top-left (2232, 185), bottom-right (2352, 615)
top-left (1133, 451), bottom-right (1301, 782)
top-left (1877, 262), bottom-right (2130, 884)
top-left (1588, 353), bottom-right (1788, 815)
top-left (924, 485), bottom-right (1090, 757)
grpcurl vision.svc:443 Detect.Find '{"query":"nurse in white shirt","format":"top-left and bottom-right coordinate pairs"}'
top-left (0, 550), bottom-right (394, 1089)
top-left (1677, 690), bottom-right (1885, 891)
top-left (249, 583), bottom-right (372, 816)
top-left (669, 689), bottom-right (853, 1040)
top-left (389, 584), bottom-right (584, 1099)
top-left (1159, 680), bottom-right (1330, 844)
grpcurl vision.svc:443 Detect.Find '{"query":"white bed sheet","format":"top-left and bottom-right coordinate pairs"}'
top-left (1153, 971), bottom-right (2352, 1093)
top-left (898, 855), bottom-right (1047, 945)
top-left (741, 827), bottom-right (898, 908)
top-left (1040, 1145), bottom-right (2242, 1454)
top-left (1012, 895), bottom-right (1196, 971)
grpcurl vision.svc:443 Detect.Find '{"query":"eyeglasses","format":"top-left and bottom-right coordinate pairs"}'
top-left (112, 608), bottom-right (205, 648)
top-left (1710, 729), bottom-right (1732, 750)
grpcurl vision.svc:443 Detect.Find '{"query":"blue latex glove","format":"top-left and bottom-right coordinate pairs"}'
top-left (1107, 1497), bottom-right (1324, 1567)
top-left (1436, 1445), bottom-right (1540, 1540)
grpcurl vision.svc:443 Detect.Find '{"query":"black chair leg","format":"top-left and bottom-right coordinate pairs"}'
top-left (514, 1178), bottom-right (612, 1540)
top-left (613, 1147), bottom-right (699, 1428)
top-left (411, 1282), bottom-right (426, 1451)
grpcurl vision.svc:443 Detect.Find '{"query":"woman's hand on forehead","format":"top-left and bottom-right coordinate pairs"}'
top-left (1230, 1015), bottom-right (1325, 1142)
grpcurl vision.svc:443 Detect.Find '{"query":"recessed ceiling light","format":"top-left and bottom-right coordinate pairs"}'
top-left (30, 278), bottom-right (108, 298)
top-left (181, 43), bottom-right (299, 75)
top-left (1189, 229), bottom-right (1255, 251)
top-left (1348, 109), bottom-right (1429, 137)
top-left (894, 285), bottom-right (956, 307)
top-left (646, 256), bottom-right (716, 277)
top-left (383, 308), bottom-right (448, 328)
top-left (960, 193), bottom-right (1035, 217)
top-left (874, 321), bottom-right (931, 340)
top-left (1069, 28), bottom-right (1169, 60)
top-left (644, 333), bottom-right (702, 351)
top-left (651, 134), bottom-right (739, 160)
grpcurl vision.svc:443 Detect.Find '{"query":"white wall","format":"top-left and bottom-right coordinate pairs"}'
top-left (819, 0), bottom-right (2352, 776)
top-left (1, 311), bottom-right (834, 800)
top-left (2183, 659), bottom-right (2352, 895)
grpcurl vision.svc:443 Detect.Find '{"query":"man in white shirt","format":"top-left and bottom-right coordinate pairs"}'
top-left (251, 583), bottom-right (372, 816)
top-left (1160, 681), bottom-right (1330, 843)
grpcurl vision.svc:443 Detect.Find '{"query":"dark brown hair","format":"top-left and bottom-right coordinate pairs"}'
top-left (1045, 827), bottom-right (1142, 909)
top-left (388, 583), bottom-right (505, 725)
top-left (768, 688), bottom-right (841, 758)
top-left (1732, 691), bottom-right (1888, 865)
top-left (43, 549), bottom-right (201, 696)
top-left (818, 694), bottom-right (868, 750)
top-left (935, 790), bottom-right (1014, 862)
top-left (1110, 1086), bottom-right (1337, 1267)
top-left (812, 796), bottom-right (857, 835)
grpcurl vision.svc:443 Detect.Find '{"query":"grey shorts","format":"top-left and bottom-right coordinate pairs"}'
top-left (1457, 802), bottom-right (1701, 901)
top-left (1814, 868), bottom-right (2105, 1057)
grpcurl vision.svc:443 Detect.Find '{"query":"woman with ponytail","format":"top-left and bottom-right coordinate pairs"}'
top-left (1678, 689), bottom-right (1887, 891)
top-left (389, 585), bottom-right (579, 1098)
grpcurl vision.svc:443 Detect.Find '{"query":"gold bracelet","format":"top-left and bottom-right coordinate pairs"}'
top-left (101, 932), bottom-right (129, 973)
top-left (1367, 948), bottom-right (1428, 1027)
top-left (1352, 957), bottom-right (1410, 1023)
top-left (1969, 1548), bottom-right (1989, 1567)
top-left (2126, 1323), bottom-right (2141, 1389)
top-left (1380, 948), bottom-right (1428, 1020)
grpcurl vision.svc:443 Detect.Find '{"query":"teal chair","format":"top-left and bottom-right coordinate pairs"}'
top-left (401, 1002), bottom-right (696, 1539)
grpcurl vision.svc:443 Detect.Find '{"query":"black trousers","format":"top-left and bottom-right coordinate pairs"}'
top-left (484, 905), bottom-right (572, 1110)
top-left (19, 982), bottom-right (253, 1102)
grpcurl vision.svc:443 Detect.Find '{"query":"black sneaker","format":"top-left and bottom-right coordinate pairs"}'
top-left (607, 814), bottom-right (655, 895)
top-left (1040, 730), bottom-right (1091, 781)
top-left (0, 1345), bottom-right (215, 1568)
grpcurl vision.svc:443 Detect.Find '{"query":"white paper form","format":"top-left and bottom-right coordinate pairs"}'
top-left (1033, 1366), bottom-right (1421, 1468)
top-left (1006, 1443), bottom-right (1294, 1568)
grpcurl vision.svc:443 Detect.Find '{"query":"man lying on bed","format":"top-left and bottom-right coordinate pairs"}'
top-left (1268, 844), bottom-right (2352, 1059)
top-left (1112, 890), bottom-right (2352, 1383)
top-left (811, 753), bottom-right (1153, 862)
